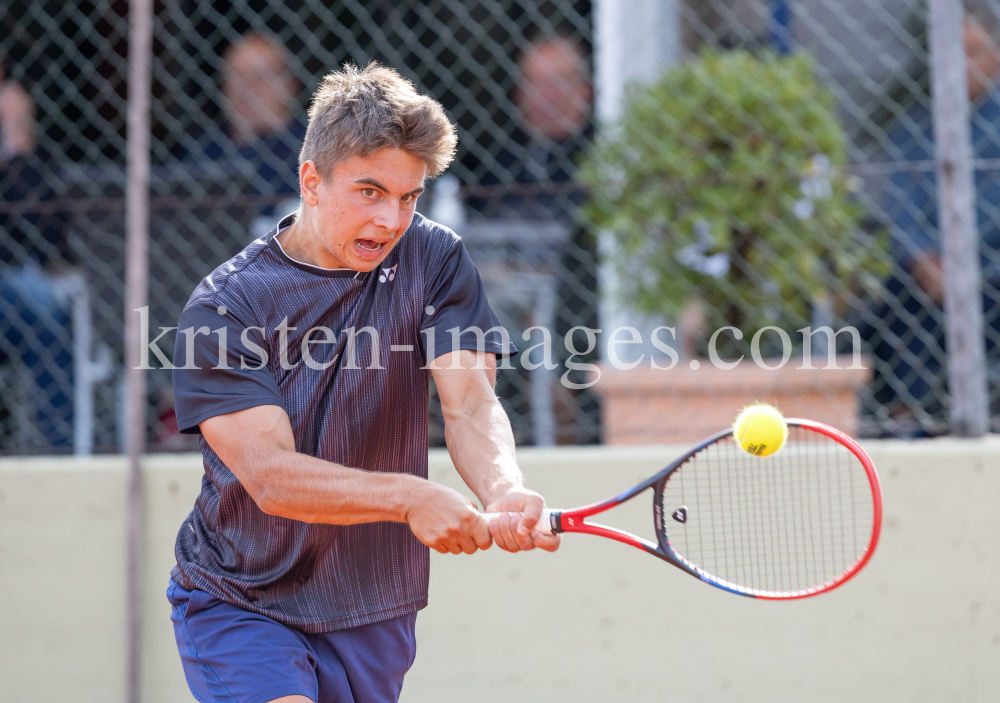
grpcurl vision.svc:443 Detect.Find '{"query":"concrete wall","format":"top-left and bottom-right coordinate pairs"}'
top-left (1, 440), bottom-right (998, 702)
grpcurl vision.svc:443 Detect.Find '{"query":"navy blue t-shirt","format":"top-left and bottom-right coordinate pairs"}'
top-left (171, 212), bottom-right (515, 632)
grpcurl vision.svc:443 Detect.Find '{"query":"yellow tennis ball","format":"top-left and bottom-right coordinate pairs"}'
top-left (733, 404), bottom-right (787, 457)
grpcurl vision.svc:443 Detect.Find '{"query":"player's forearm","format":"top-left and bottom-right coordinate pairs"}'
top-left (443, 395), bottom-right (522, 507)
top-left (249, 448), bottom-right (426, 524)
top-left (202, 405), bottom-right (437, 526)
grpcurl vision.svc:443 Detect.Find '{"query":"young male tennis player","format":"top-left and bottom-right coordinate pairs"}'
top-left (167, 62), bottom-right (559, 703)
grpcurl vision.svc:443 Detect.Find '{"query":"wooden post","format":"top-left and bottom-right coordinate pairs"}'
top-left (927, 0), bottom-right (990, 436)
top-left (124, 0), bottom-right (153, 700)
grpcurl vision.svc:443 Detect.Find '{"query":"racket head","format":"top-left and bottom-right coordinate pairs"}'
top-left (653, 419), bottom-right (882, 599)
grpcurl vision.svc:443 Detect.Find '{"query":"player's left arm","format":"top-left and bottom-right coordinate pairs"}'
top-left (431, 349), bottom-right (560, 553)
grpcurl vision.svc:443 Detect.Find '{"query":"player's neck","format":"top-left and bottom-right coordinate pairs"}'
top-left (275, 215), bottom-right (351, 271)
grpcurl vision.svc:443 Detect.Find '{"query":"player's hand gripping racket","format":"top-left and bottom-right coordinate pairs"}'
top-left (485, 419), bottom-right (882, 599)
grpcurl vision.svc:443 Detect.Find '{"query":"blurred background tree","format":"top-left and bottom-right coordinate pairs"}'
top-left (583, 49), bottom-right (886, 357)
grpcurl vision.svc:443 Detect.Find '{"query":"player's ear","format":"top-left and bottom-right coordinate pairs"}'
top-left (300, 160), bottom-right (321, 207)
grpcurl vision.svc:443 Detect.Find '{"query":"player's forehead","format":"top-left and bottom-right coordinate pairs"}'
top-left (330, 148), bottom-right (428, 193)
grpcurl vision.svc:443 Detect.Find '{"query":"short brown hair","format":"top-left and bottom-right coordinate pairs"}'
top-left (299, 62), bottom-right (457, 178)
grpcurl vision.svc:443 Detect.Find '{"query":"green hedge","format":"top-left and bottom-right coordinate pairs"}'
top-left (582, 49), bottom-right (885, 346)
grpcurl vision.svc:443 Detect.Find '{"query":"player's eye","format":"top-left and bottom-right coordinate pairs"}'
top-left (362, 188), bottom-right (378, 197)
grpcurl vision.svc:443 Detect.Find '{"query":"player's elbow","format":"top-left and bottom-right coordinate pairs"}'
top-left (237, 455), bottom-right (287, 517)
top-left (251, 485), bottom-right (282, 516)
top-left (252, 482), bottom-right (319, 523)
top-left (440, 394), bottom-right (494, 426)
top-left (440, 401), bottom-right (475, 424)
top-left (251, 481), bottom-right (305, 519)
top-left (238, 475), bottom-right (276, 515)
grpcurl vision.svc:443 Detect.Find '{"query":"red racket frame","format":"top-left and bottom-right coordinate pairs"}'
top-left (547, 419), bottom-right (883, 600)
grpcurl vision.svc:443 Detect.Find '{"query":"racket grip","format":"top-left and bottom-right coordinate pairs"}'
top-left (482, 508), bottom-right (555, 535)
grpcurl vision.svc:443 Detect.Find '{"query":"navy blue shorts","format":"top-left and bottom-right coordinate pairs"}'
top-left (167, 579), bottom-right (417, 703)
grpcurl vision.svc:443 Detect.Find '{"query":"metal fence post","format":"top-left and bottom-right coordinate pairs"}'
top-left (594, 0), bottom-right (679, 364)
top-left (124, 0), bottom-right (153, 700)
top-left (927, 0), bottom-right (990, 436)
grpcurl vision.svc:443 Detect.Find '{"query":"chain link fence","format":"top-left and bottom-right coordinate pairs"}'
top-left (662, 0), bottom-right (1000, 438)
top-left (1, 0), bottom-right (997, 454)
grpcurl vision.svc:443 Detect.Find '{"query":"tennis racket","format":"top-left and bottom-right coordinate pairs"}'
top-left (485, 419), bottom-right (882, 600)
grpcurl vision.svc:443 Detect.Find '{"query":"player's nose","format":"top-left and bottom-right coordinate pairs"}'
top-left (372, 199), bottom-right (400, 232)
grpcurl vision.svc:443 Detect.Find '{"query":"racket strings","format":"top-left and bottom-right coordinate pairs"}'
top-left (658, 426), bottom-right (875, 595)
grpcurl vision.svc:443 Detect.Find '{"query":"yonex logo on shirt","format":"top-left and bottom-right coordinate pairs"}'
top-left (379, 264), bottom-right (398, 283)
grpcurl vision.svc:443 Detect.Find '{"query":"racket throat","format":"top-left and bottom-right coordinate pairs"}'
top-left (560, 513), bottom-right (658, 553)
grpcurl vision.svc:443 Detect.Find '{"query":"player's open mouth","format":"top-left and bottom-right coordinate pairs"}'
top-left (355, 239), bottom-right (385, 252)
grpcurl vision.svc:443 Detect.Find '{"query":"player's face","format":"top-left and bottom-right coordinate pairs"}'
top-left (306, 148), bottom-right (427, 271)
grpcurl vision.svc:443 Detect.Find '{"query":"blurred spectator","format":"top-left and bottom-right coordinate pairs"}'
top-left (867, 13), bottom-right (1000, 430)
top-left (223, 34), bottom-right (299, 147)
top-left (515, 35), bottom-right (592, 177)
top-left (521, 37), bottom-right (600, 443)
top-left (467, 35), bottom-right (593, 219)
top-left (459, 35), bottom-right (599, 443)
top-left (191, 33), bottom-right (304, 238)
top-left (153, 33), bottom-right (305, 450)
top-left (0, 57), bottom-right (73, 450)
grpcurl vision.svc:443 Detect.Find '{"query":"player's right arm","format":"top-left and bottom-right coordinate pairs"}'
top-left (200, 405), bottom-right (492, 555)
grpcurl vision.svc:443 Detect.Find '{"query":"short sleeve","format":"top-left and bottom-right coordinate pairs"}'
top-left (172, 298), bottom-right (285, 434)
top-left (421, 237), bottom-right (518, 361)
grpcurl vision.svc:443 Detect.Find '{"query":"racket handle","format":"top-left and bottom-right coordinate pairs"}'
top-left (482, 508), bottom-right (555, 535)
